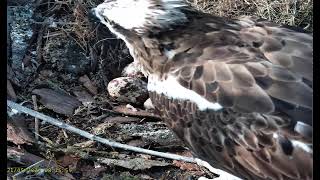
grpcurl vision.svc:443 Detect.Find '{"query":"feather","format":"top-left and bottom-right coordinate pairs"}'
top-left (94, 1), bottom-right (313, 179)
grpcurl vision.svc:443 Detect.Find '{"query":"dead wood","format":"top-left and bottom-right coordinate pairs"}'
top-left (7, 115), bottom-right (35, 145)
top-left (79, 75), bottom-right (98, 95)
top-left (113, 105), bottom-right (161, 120)
top-left (32, 88), bottom-right (82, 115)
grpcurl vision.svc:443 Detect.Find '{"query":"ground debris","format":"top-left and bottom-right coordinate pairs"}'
top-left (7, 146), bottom-right (75, 180)
top-left (73, 140), bottom-right (96, 148)
top-left (101, 172), bottom-right (153, 180)
top-left (97, 157), bottom-right (171, 170)
top-left (172, 151), bottom-right (203, 173)
top-left (7, 79), bottom-right (17, 101)
top-left (43, 35), bottom-right (91, 76)
top-left (73, 88), bottom-right (95, 105)
top-left (113, 122), bottom-right (183, 148)
top-left (8, 1), bottom-right (38, 87)
top-left (7, 63), bottom-right (20, 87)
top-left (173, 160), bottom-right (202, 172)
top-left (79, 75), bottom-right (98, 95)
top-left (104, 116), bottom-right (141, 124)
top-left (7, 115), bottom-right (35, 145)
top-left (113, 105), bottom-right (161, 120)
top-left (32, 88), bottom-right (82, 115)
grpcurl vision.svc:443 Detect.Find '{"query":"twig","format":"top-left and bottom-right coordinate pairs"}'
top-left (12, 160), bottom-right (44, 178)
top-left (113, 105), bottom-right (161, 120)
top-left (31, 20), bottom-right (78, 25)
top-left (36, 22), bottom-right (46, 64)
top-left (264, 0), bottom-right (271, 21)
top-left (7, 100), bottom-right (195, 163)
top-left (91, 114), bottom-right (109, 121)
top-left (62, 129), bottom-right (69, 139)
top-left (43, 32), bottom-right (65, 38)
top-left (32, 95), bottom-right (39, 141)
top-left (93, 37), bottom-right (118, 48)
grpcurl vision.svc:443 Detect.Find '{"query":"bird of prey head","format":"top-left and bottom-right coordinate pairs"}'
top-left (93, 0), bottom-right (313, 179)
top-left (93, 0), bottom-right (189, 34)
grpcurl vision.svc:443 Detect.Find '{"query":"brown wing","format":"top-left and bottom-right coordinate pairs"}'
top-left (150, 93), bottom-right (312, 179)
top-left (166, 16), bottom-right (313, 116)
top-left (149, 15), bottom-right (312, 179)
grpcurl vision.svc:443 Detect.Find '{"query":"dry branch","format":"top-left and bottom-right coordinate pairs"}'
top-left (7, 100), bottom-right (195, 163)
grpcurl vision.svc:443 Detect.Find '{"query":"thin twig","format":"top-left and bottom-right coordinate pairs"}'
top-left (93, 37), bottom-right (118, 49)
top-left (43, 32), bottom-right (65, 38)
top-left (7, 100), bottom-right (195, 163)
top-left (36, 21), bottom-right (46, 64)
top-left (32, 95), bottom-right (40, 141)
top-left (31, 20), bottom-right (78, 25)
top-left (12, 160), bottom-right (44, 178)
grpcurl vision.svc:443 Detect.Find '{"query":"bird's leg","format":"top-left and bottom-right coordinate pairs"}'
top-left (195, 158), bottom-right (242, 180)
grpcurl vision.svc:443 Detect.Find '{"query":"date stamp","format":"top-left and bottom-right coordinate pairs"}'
top-left (7, 167), bottom-right (73, 174)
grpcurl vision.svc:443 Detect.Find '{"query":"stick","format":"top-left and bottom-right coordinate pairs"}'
top-left (32, 95), bottom-right (40, 141)
top-left (35, 22), bottom-right (46, 64)
top-left (12, 160), bottom-right (44, 178)
top-left (7, 100), bottom-right (195, 163)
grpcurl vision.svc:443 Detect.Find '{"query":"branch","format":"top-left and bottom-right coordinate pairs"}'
top-left (7, 100), bottom-right (195, 163)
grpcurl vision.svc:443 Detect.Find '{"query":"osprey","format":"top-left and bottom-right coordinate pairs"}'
top-left (93, 0), bottom-right (313, 179)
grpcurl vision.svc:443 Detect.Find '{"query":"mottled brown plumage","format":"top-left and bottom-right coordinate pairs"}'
top-left (94, 1), bottom-right (313, 179)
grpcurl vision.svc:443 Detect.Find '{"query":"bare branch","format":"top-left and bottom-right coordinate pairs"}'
top-left (7, 100), bottom-right (195, 163)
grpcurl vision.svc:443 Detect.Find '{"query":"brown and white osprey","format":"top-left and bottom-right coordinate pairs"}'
top-left (93, 0), bottom-right (313, 179)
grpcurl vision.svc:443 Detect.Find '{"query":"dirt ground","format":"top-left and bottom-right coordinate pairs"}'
top-left (7, 0), bottom-right (313, 179)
